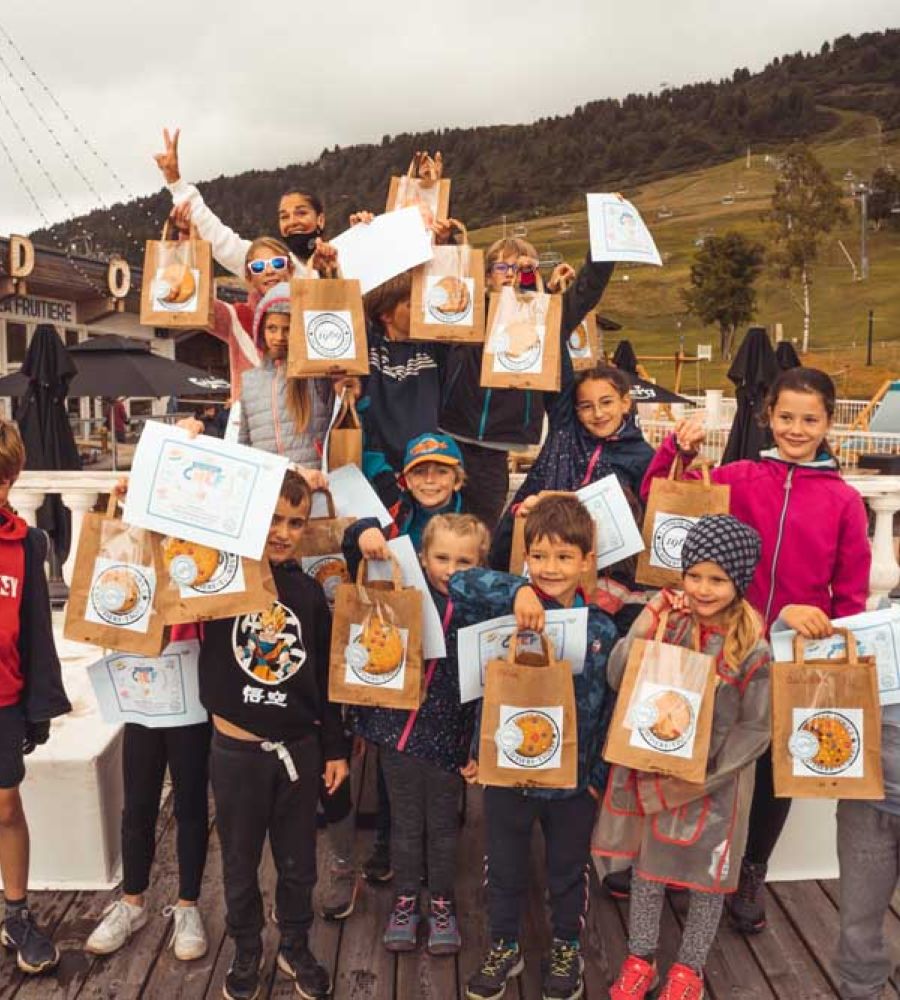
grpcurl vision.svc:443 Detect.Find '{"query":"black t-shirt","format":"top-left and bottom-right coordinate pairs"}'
top-left (199, 561), bottom-right (347, 758)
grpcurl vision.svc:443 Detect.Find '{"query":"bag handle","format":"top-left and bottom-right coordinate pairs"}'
top-left (356, 554), bottom-right (403, 591)
top-left (667, 454), bottom-right (711, 487)
top-left (407, 150), bottom-right (442, 184)
top-left (506, 630), bottom-right (556, 667)
top-left (654, 609), bottom-right (702, 652)
top-left (792, 627), bottom-right (858, 664)
top-left (309, 488), bottom-right (337, 520)
top-left (448, 219), bottom-right (468, 246)
top-left (105, 491), bottom-right (120, 518)
top-left (160, 220), bottom-right (200, 243)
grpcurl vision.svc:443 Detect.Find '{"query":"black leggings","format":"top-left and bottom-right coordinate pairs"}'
top-left (743, 748), bottom-right (792, 865)
top-left (121, 722), bottom-right (211, 900)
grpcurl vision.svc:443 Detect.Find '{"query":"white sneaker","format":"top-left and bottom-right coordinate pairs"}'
top-left (164, 904), bottom-right (207, 961)
top-left (85, 899), bottom-right (147, 955)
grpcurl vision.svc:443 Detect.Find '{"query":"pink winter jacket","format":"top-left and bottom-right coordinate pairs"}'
top-left (641, 435), bottom-right (871, 630)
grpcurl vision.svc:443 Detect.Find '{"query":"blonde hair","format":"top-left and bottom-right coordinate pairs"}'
top-left (0, 420), bottom-right (25, 484)
top-left (284, 379), bottom-right (311, 436)
top-left (485, 236), bottom-right (538, 274)
top-left (720, 598), bottom-right (765, 674)
top-left (421, 513), bottom-right (490, 564)
top-left (245, 235), bottom-right (293, 271)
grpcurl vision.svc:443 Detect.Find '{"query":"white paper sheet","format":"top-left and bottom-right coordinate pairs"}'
top-left (575, 475), bottom-right (646, 570)
top-left (364, 536), bottom-right (447, 660)
top-left (320, 393), bottom-right (345, 475)
top-left (331, 207), bottom-right (434, 294)
top-left (587, 193), bottom-right (662, 266)
top-left (124, 422), bottom-right (289, 560)
top-left (771, 608), bottom-right (900, 706)
top-left (87, 639), bottom-right (208, 728)
top-left (456, 608), bottom-right (589, 703)
top-left (324, 463), bottom-right (393, 528)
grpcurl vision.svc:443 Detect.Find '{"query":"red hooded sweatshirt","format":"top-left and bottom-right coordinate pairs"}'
top-left (0, 507), bottom-right (27, 706)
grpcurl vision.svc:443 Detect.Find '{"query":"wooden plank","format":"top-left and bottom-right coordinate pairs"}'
top-left (517, 825), bottom-right (551, 1000)
top-left (580, 873), bottom-right (629, 997)
top-left (0, 891), bottom-right (77, 1000)
top-left (767, 880), bottom-right (841, 994)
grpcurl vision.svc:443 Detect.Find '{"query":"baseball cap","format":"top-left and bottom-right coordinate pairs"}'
top-left (402, 432), bottom-right (464, 474)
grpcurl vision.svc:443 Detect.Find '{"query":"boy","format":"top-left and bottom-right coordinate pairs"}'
top-left (199, 470), bottom-right (349, 1000)
top-left (0, 420), bottom-right (71, 974)
top-left (451, 495), bottom-right (616, 1000)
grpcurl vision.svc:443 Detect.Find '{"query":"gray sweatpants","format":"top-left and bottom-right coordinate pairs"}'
top-left (836, 800), bottom-right (900, 999)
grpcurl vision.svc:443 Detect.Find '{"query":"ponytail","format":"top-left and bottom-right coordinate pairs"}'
top-left (721, 599), bottom-right (764, 675)
top-left (285, 378), bottom-right (311, 436)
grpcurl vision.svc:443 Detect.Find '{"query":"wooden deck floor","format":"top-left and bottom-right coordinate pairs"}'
top-left (0, 751), bottom-right (895, 999)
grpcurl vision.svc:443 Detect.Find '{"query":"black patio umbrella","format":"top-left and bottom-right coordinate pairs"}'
top-left (13, 325), bottom-right (81, 561)
top-left (775, 341), bottom-right (801, 371)
top-left (721, 326), bottom-right (779, 465)
top-left (611, 339), bottom-right (693, 406)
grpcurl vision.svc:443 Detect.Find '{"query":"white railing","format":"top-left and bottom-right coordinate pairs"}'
top-left (680, 395), bottom-right (871, 429)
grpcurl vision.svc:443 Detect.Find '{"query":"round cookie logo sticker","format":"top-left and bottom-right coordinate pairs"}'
top-left (495, 710), bottom-right (561, 769)
top-left (652, 516), bottom-right (696, 570)
top-left (426, 277), bottom-right (472, 325)
top-left (90, 564), bottom-right (154, 628)
top-left (305, 556), bottom-right (348, 608)
top-left (790, 711), bottom-right (860, 775)
top-left (306, 312), bottom-right (353, 360)
top-left (344, 639), bottom-right (404, 687)
top-left (632, 689), bottom-right (695, 754)
top-left (190, 551), bottom-right (241, 595)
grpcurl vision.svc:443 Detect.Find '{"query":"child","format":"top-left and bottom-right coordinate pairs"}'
top-left (199, 470), bottom-right (350, 1000)
top-left (598, 515), bottom-right (771, 1000)
top-left (641, 366), bottom-right (871, 931)
top-left (0, 420), bottom-right (71, 974)
top-left (349, 514), bottom-right (488, 954)
top-left (456, 495), bottom-right (617, 1000)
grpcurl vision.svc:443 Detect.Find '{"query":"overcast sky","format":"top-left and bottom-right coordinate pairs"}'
top-left (0, 0), bottom-right (896, 235)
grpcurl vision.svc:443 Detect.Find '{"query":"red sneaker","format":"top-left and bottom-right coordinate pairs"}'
top-left (609, 954), bottom-right (659, 999)
top-left (658, 963), bottom-right (704, 1000)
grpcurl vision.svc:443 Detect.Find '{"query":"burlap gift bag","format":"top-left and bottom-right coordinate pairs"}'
top-left (386, 151), bottom-right (451, 231)
top-left (604, 613), bottom-right (717, 783)
top-left (329, 557), bottom-right (423, 709)
top-left (297, 489), bottom-right (355, 610)
top-left (635, 456), bottom-right (730, 588)
top-left (287, 270), bottom-right (368, 378)
top-left (409, 224), bottom-right (485, 343)
top-left (479, 633), bottom-right (577, 790)
top-left (326, 390), bottom-right (363, 471)
top-left (140, 222), bottom-right (214, 329)
top-left (65, 494), bottom-right (167, 655)
top-left (509, 492), bottom-right (596, 596)
top-left (480, 284), bottom-right (562, 392)
top-left (772, 630), bottom-right (883, 800)
top-left (156, 537), bottom-right (276, 625)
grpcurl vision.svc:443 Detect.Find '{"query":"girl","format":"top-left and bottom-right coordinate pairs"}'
top-left (598, 515), bottom-right (771, 1000)
top-left (439, 237), bottom-right (616, 530)
top-left (640, 366), bottom-right (871, 932)
top-left (348, 514), bottom-right (488, 954)
top-left (489, 364), bottom-right (654, 574)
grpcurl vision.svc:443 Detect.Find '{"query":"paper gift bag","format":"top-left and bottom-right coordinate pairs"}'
top-left (65, 494), bottom-right (168, 655)
top-left (326, 390), bottom-right (363, 471)
top-left (386, 151), bottom-right (451, 231)
top-left (140, 223), bottom-right (214, 329)
top-left (567, 311), bottom-right (601, 371)
top-left (603, 613), bottom-right (717, 783)
top-left (287, 272), bottom-right (368, 378)
top-left (297, 489), bottom-right (356, 610)
top-left (478, 633), bottom-right (577, 789)
top-left (635, 456), bottom-right (730, 588)
top-left (480, 285), bottom-right (562, 391)
top-left (772, 630), bottom-right (883, 800)
top-left (410, 225), bottom-right (485, 343)
top-left (329, 557), bottom-right (423, 709)
top-left (156, 537), bottom-right (276, 625)
top-left (509, 492), bottom-right (596, 596)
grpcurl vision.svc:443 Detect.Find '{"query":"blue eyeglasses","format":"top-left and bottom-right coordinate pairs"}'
top-left (247, 255), bottom-right (289, 275)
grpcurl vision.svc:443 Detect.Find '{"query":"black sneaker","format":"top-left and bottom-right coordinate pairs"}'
top-left (726, 860), bottom-right (767, 934)
top-left (466, 939), bottom-right (524, 999)
top-left (1, 907), bottom-right (59, 974)
top-left (277, 942), bottom-right (332, 999)
top-left (603, 867), bottom-right (632, 899)
top-left (223, 945), bottom-right (262, 1000)
top-left (542, 938), bottom-right (584, 1000)
top-left (362, 838), bottom-right (393, 883)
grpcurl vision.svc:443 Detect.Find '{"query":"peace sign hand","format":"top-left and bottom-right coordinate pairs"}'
top-left (154, 127), bottom-right (181, 184)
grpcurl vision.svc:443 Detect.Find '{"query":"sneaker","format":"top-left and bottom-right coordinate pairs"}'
top-left (84, 899), bottom-right (147, 956)
top-left (1, 907), bottom-right (59, 974)
top-left (466, 939), bottom-right (524, 999)
top-left (363, 838), bottom-right (393, 883)
top-left (609, 954), bottom-right (659, 1000)
top-left (427, 897), bottom-right (461, 956)
top-left (658, 963), bottom-right (704, 1000)
top-left (223, 945), bottom-right (262, 1000)
top-left (603, 867), bottom-right (632, 899)
top-left (320, 858), bottom-right (359, 921)
top-left (542, 938), bottom-right (584, 1000)
top-left (383, 894), bottom-right (419, 951)
top-left (726, 860), bottom-right (767, 934)
top-left (276, 941), bottom-right (332, 999)
top-left (163, 903), bottom-right (207, 961)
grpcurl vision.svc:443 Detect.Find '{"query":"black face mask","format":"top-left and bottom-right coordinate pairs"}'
top-left (284, 229), bottom-right (323, 263)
